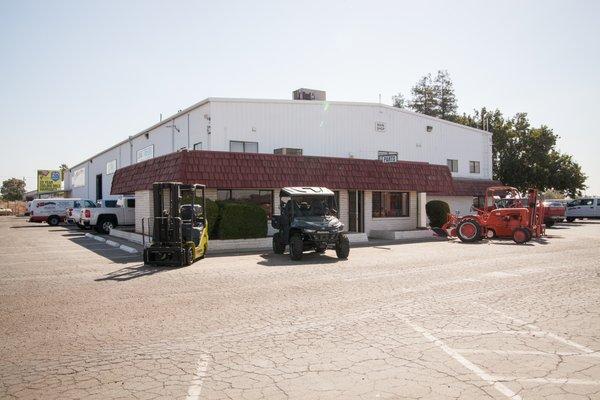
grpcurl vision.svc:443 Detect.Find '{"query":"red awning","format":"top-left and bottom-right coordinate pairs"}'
top-left (111, 150), bottom-right (489, 196)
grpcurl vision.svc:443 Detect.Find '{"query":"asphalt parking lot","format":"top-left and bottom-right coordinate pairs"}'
top-left (1, 217), bottom-right (599, 400)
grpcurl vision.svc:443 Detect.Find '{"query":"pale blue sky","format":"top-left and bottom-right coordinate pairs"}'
top-left (1, 0), bottom-right (598, 194)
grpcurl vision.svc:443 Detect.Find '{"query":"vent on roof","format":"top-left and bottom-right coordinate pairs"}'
top-left (293, 88), bottom-right (326, 101)
top-left (274, 147), bottom-right (303, 156)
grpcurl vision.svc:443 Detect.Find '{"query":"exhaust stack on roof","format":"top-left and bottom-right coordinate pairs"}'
top-left (293, 88), bottom-right (326, 101)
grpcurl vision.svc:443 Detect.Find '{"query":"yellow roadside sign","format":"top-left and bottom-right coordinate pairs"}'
top-left (37, 170), bottom-right (62, 192)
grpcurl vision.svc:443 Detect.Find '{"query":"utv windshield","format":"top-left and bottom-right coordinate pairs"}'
top-left (282, 195), bottom-right (337, 218)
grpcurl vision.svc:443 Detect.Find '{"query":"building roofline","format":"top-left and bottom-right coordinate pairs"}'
top-left (70, 96), bottom-right (490, 171)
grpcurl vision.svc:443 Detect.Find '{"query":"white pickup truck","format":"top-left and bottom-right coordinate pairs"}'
top-left (80, 197), bottom-right (136, 234)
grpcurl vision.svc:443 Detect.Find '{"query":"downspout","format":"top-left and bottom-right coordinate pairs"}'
top-left (187, 113), bottom-right (190, 149)
top-left (171, 119), bottom-right (175, 152)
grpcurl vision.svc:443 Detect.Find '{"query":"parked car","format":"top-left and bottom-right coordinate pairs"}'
top-left (66, 199), bottom-right (97, 227)
top-left (29, 198), bottom-right (81, 226)
top-left (566, 197), bottom-right (600, 222)
top-left (80, 197), bottom-right (136, 233)
top-left (542, 200), bottom-right (566, 227)
top-left (0, 208), bottom-right (13, 216)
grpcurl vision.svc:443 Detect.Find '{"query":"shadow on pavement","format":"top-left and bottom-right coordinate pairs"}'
top-left (68, 235), bottom-right (141, 264)
top-left (95, 264), bottom-right (173, 281)
top-left (257, 252), bottom-right (344, 267)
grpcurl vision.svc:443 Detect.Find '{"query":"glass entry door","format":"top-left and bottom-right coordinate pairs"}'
top-left (348, 190), bottom-right (364, 232)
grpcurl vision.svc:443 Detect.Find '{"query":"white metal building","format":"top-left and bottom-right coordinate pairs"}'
top-left (65, 90), bottom-right (495, 235)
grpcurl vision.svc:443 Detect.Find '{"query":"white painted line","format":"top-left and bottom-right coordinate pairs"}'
top-left (119, 244), bottom-right (138, 254)
top-left (492, 376), bottom-right (600, 386)
top-left (93, 235), bottom-right (106, 243)
top-left (403, 318), bottom-right (522, 400)
top-left (454, 349), bottom-right (600, 358)
top-left (476, 303), bottom-right (597, 355)
top-left (105, 240), bottom-right (120, 247)
top-left (438, 329), bottom-right (544, 336)
top-left (186, 355), bottom-right (210, 400)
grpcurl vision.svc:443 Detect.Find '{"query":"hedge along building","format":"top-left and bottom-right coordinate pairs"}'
top-left (64, 90), bottom-right (498, 233)
top-left (109, 150), bottom-right (495, 237)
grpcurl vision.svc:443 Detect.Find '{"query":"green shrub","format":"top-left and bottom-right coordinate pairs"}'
top-left (204, 198), bottom-right (219, 237)
top-left (426, 200), bottom-right (451, 228)
top-left (217, 202), bottom-right (267, 239)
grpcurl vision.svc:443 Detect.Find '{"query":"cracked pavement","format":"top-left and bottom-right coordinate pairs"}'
top-left (0, 217), bottom-right (599, 399)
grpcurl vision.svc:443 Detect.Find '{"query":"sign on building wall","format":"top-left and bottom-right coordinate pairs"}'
top-left (378, 153), bottom-right (398, 163)
top-left (375, 121), bottom-right (387, 133)
top-left (71, 167), bottom-right (86, 188)
top-left (37, 170), bottom-right (62, 192)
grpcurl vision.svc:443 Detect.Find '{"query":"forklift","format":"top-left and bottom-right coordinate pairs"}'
top-left (143, 182), bottom-right (209, 267)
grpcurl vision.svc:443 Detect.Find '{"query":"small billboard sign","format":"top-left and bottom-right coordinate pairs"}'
top-left (37, 170), bottom-right (62, 192)
top-left (378, 154), bottom-right (398, 163)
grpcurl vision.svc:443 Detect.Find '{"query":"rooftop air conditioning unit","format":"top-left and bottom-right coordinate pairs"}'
top-left (274, 148), bottom-right (303, 156)
top-left (292, 88), bottom-right (326, 101)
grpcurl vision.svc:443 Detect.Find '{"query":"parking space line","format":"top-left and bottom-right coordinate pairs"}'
top-left (437, 329), bottom-right (546, 336)
top-left (492, 376), bottom-right (600, 386)
top-left (186, 354), bottom-right (210, 400)
top-left (454, 349), bottom-right (600, 358)
top-left (403, 318), bottom-right (523, 400)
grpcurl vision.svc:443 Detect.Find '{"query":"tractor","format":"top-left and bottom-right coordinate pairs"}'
top-left (441, 186), bottom-right (545, 244)
top-left (143, 182), bottom-right (209, 267)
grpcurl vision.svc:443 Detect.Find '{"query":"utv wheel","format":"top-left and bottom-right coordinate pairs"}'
top-left (456, 219), bottom-right (481, 243)
top-left (289, 235), bottom-right (303, 261)
top-left (47, 215), bottom-right (60, 226)
top-left (335, 234), bottom-right (350, 259)
top-left (513, 227), bottom-right (530, 244)
top-left (272, 232), bottom-right (285, 254)
top-left (184, 247), bottom-right (194, 266)
top-left (566, 217), bottom-right (575, 223)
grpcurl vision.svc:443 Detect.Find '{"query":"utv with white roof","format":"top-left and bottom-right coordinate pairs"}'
top-left (271, 187), bottom-right (349, 260)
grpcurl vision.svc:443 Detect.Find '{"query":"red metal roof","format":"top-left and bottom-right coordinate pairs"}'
top-left (452, 178), bottom-right (503, 196)
top-left (110, 150), bottom-right (490, 195)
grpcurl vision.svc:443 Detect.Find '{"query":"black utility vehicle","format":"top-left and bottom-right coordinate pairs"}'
top-left (271, 187), bottom-right (350, 261)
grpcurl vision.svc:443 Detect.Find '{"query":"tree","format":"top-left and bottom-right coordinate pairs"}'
top-left (432, 70), bottom-right (457, 120)
top-left (391, 93), bottom-right (406, 108)
top-left (1, 178), bottom-right (26, 201)
top-left (59, 163), bottom-right (69, 181)
top-left (408, 74), bottom-right (437, 116)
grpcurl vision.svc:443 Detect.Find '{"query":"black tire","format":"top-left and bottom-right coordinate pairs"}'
top-left (96, 216), bottom-right (116, 234)
top-left (184, 247), bottom-right (194, 266)
top-left (566, 217), bottom-right (575, 223)
top-left (456, 219), bottom-right (481, 243)
top-left (47, 215), bottom-right (60, 226)
top-left (76, 223), bottom-right (85, 230)
top-left (545, 220), bottom-right (555, 228)
top-left (315, 244), bottom-right (327, 254)
top-left (272, 232), bottom-right (285, 254)
top-left (335, 233), bottom-right (350, 259)
top-left (289, 235), bottom-right (303, 261)
top-left (513, 227), bottom-right (530, 244)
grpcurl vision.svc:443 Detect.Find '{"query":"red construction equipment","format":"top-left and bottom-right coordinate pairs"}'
top-left (441, 186), bottom-right (545, 244)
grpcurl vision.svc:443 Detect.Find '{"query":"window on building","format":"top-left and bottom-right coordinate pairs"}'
top-left (469, 161), bottom-right (480, 174)
top-left (372, 192), bottom-right (409, 218)
top-left (71, 167), bottom-right (85, 188)
top-left (106, 159), bottom-right (117, 175)
top-left (217, 189), bottom-right (273, 217)
top-left (137, 145), bottom-right (154, 162)
top-left (193, 142), bottom-right (202, 150)
top-left (230, 141), bottom-right (258, 153)
top-left (447, 159), bottom-right (458, 173)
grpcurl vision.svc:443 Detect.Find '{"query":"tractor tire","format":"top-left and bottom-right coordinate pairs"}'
top-left (184, 247), bottom-right (194, 266)
top-left (272, 232), bottom-right (285, 254)
top-left (289, 235), bottom-right (304, 261)
top-left (47, 215), bottom-right (60, 226)
top-left (335, 233), bottom-right (350, 259)
top-left (566, 217), bottom-right (575, 223)
top-left (513, 227), bottom-right (530, 244)
top-left (456, 219), bottom-right (481, 243)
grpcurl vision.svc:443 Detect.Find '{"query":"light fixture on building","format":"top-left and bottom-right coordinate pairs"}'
top-left (144, 132), bottom-right (149, 139)
top-left (426, 125), bottom-right (433, 132)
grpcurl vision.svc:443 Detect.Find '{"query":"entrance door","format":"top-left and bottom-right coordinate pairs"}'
top-left (96, 174), bottom-right (103, 201)
top-left (348, 190), bottom-right (364, 232)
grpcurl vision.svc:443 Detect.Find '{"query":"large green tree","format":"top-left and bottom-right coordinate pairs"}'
top-left (407, 74), bottom-right (437, 116)
top-left (1, 178), bottom-right (26, 201)
top-left (432, 70), bottom-right (457, 120)
top-left (394, 70), bottom-right (458, 121)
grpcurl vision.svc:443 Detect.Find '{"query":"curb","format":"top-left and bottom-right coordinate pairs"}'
top-left (106, 240), bottom-right (120, 247)
top-left (85, 233), bottom-right (139, 255)
top-left (119, 244), bottom-right (138, 254)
